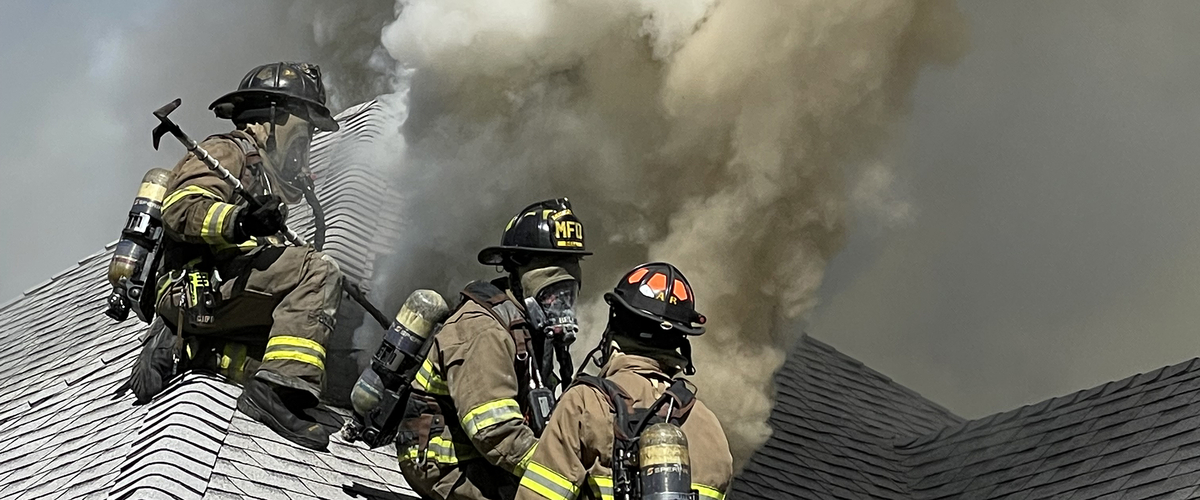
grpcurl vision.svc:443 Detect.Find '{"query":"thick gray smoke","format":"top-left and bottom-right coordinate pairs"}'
top-left (0, 0), bottom-right (964, 469)
top-left (373, 0), bottom-right (967, 466)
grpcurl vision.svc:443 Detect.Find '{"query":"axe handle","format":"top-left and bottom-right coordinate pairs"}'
top-left (181, 134), bottom-right (307, 247)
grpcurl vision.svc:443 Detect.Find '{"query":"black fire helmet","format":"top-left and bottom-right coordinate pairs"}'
top-left (605, 262), bottom-right (706, 336)
top-left (209, 62), bottom-right (339, 132)
top-left (477, 198), bottom-right (592, 267)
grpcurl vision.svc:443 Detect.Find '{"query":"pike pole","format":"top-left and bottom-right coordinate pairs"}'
top-left (152, 98), bottom-right (392, 330)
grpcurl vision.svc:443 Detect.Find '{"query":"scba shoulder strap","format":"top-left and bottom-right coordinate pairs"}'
top-left (210, 131), bottom-right (264, 169)
top-left (573, 374), bottom-right (698, 500)
top-left (460, 279), bottom-right (534, 360)
top-left (205, 132), bottom-right (267, 201)
top-left (571, 374), bottom-right (697, 441)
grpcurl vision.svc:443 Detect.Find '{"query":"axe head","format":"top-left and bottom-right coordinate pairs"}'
top-left (153, 98), bottom-right (182, 120)
top-left (151, 98), bottom-right (183, 150)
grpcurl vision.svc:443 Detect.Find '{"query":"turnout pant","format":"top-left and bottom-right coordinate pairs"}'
top-left (157, 245), bottom-right (343, 397)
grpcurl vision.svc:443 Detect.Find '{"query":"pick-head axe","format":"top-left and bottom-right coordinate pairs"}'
top-left (152, 98), bottom-right (392, 329)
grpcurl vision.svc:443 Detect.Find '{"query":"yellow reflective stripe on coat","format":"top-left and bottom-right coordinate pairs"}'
top-left (163, 185), bottom-right (220, 210)
top-left (200, 202), bottom-right (237, 245)
top-left (520, 461), bottom-right (579, 500)
top-left (513, 442), bottom-right (537, 477)
top-left (399, 436), bottom-right (479, 465)
top-left (588, 475), bottom-right (613, 500)
top-left (462, 398), bottom-right (523, 437)
top-left (693, 484), bottom-right (724, 500)
top-left (263, 336), bottom-right (326, 370)
top-left (415, 358), bottom-right (449, 395)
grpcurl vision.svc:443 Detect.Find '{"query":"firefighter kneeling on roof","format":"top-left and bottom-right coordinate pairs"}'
top-left (130, 62), bottom-right (343, 451)
top-left (399, 199), bottom-right (590, 500)
top-left (517, 263), bottom-right (733, 500)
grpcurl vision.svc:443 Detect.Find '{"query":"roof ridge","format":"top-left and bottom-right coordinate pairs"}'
top-left (106, 374), bottom-right (237, 500)
top-left (0, 244), bottom-right (115, 317)
top-left (800, 334), bottom-right (963, 424)
top-left (896, 355), bottom-right (1200, 452)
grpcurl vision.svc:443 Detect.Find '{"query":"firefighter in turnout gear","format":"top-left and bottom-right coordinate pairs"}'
top-left (398, 198), bottom-right (590, 500)
top-left (516, 263), bottom-right (733, 500)
top-left (151, 62), bottom-right (343, 451)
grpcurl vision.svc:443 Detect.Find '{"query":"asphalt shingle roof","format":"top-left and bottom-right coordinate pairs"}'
top-left (898, 357), bottom-right (1200, 500)
top-left (736, 334), bottom-right (1200, 500)
top-left (732, 335), bottom-right (963, 500)
top-left (4, 97), bottom-right (1200, 500)
top-left (0, 99), bottom-right (415, 500)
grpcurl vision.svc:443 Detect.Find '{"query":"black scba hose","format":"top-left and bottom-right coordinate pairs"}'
top-left (302, 182), bottom-right (326, 252)
top-left (301, 178), bottom-right (391, 330)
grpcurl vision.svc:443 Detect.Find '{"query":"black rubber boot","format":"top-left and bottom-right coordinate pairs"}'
top-left (236, 378), bottom-right (330, 451)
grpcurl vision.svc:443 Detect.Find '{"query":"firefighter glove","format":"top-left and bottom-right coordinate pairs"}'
top-left (234, 194), bottom-right (286, 240)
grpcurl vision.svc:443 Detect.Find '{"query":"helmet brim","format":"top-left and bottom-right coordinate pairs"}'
top-left (477, 246), bottom-right (593, 266)
top-left (209, 89), bottom-right (339, 132)
top-left (604, 291), bottom-right (705, 336)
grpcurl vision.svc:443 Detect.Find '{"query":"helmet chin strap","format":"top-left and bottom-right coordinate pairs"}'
top-left (679, 338), bottom-right (696, 376)
top-left (574, 319), bottom-right (615, 379)
top-left (266, 102), bottom-right (277, 151)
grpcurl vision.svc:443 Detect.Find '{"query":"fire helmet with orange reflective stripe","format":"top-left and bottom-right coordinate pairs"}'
top-left (478, 198), bottom-right (592, 268)
top-left (604, 262), bottom-right (705, 336)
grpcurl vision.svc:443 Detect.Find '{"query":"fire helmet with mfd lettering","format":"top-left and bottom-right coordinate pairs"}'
top-left (478, 198), bottom-right (592, 268)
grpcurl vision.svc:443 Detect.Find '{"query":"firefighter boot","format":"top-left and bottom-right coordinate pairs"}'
top-left (237, 378), bottom-right (330, 451)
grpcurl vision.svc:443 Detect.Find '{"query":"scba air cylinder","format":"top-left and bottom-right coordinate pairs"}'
top-left (639, 423), bottom-right (692, 500)
top-left (350, 289), bottom-right (450, 416)
top-left (107, 168), bottom-right (171, 286)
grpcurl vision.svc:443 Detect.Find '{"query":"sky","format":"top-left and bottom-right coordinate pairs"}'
top-left (1, 1), bottom-right (1199, 422)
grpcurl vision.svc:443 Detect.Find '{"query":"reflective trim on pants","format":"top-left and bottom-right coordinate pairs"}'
top-left (215, 236), bottom-right (260, 253)
top-left (400, 436), bottom-right (479, 465)
top-left (520, 461), bottom-right (579, 500)
top-left (462, 398), bottom-right (523, 438)
top-left (415, 358), bottom-right (449, 395)
top-left (263, 335), bottom-right (326, 371)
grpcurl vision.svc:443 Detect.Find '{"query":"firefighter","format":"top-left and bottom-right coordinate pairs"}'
top-left (398, 198), bottom-right (590, 500)
top-left (516, 263), bottom-right (733, 500)
top-left (150, 62), bottom-right (343, 450)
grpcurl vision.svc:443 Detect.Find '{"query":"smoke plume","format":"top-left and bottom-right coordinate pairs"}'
top-left (371, 0), bottom-right (966, 466)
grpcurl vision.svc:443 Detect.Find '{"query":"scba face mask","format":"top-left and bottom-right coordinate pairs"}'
top-left (533, 279), bottom-right (580, 343)
top-left (519, 265), bottom-right (581, 344)
top-left (262, 113), bottom-right (314, 204)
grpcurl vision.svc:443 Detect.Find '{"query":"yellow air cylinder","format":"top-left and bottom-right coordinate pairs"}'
top-left (639, 422), bottom-right (692, 500)
top-left (351, 289), bottom-right (450, 416)
top-left (107, 168), bottom-right (171, 286)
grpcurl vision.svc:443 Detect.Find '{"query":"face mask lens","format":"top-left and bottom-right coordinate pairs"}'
top-left (536, 280), bottom-right (579, 342)
top-left (282, 131), bottom-right (312, 181)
